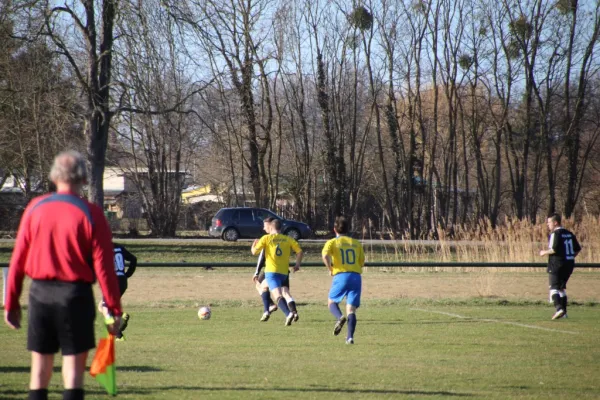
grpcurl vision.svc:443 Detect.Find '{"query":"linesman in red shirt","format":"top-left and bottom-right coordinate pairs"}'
top-left (4, 151), bottom-right (122, 400)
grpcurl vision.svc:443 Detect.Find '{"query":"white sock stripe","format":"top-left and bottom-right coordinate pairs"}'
top-left (410, 308), bottom-right (579, 335)
top-left (559, 290), bottom-right (567, 297)
top-left (549, 289), bottom-right (560, 296)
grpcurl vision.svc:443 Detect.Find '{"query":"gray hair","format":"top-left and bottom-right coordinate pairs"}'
top-left (49, 150), bottom-right (88, 185)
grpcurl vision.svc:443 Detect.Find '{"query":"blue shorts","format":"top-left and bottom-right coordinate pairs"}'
top-left (329, 272), bottom-right (362, 307)
top-left (265, 272), bottom-right (288, 290)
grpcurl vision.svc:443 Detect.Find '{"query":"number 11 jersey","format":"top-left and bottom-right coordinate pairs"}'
top-left (548, 228), bottom-right (581, 272)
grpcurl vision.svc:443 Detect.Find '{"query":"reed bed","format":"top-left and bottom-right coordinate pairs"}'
top-left (361, 215), bottom-right (600, 273)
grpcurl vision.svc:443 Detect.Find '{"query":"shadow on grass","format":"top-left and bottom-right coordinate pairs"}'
top-left (83, 386), bottom-right (474, 397)
top-left (200, 386), bottom-right (471, 396)
top-left (0, 390), bottom-right (25, 400)
top-left (0, 382), bottom-right (472, 398)
top-left (0, 365), bottom-right (163, 374)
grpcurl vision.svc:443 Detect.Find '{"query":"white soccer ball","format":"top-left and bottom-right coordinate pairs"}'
top-left (198, 306), bottom-right (211, 320)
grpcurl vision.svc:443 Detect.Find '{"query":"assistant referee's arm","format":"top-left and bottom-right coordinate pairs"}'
top-left (4, 205), bottom-right (33, 313)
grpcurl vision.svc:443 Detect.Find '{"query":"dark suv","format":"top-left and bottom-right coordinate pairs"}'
top-left (209, 207), bottom-right (312, 241)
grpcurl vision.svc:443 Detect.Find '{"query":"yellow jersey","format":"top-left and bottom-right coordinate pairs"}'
top-left (321, 236), bottom-right (364, 275)
top-left (254, 233), bottom-right (302, 275)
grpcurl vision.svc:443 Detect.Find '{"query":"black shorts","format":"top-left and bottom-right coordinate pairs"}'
top-left (118, 275), bottom-right (128, 296)
top-left (549, 266), bottom-right (574, 291)
top-left (28, 280), bottom-right (96, 355)
top-left (257, 272), bottom-right (290, 288)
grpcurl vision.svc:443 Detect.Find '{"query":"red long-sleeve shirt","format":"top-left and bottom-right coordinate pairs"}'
top-left (5, 191), bottom-right (122, 316)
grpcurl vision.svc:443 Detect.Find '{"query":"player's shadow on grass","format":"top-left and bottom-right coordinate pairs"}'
top-left (0, 365), bottom-right (163, 374)
top-left (0, 389), bottom-right (27, 400)
top-left (1, 386), bottom-right (473, 398)
top-left (155, 386), bottom-right (474, 397)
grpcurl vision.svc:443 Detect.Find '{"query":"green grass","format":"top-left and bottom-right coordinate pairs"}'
top-left (1, 303), bottom-right (599, 399)
top-left (0, 240), bottom-right (557, 265)
top-left (0, 241), bottom-right (449, 264)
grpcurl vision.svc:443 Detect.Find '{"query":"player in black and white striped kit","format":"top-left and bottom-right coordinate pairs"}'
top-left (539, 213), bottom-right (581, 320)
top-left (99, 243), bottom-right (137, 340)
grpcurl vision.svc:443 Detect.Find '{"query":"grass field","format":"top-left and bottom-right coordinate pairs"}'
top-left (1, 302), bottom-right (599, 399)
top-left (2, 239), bottom-right (599, 266)
top-left (1, 239), bottom-right (599, 399)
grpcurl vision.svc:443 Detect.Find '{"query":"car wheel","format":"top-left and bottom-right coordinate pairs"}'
top-left (285, 228), bottom-right (300, 241)
top-left (222, 228), bottom-right (240, 242)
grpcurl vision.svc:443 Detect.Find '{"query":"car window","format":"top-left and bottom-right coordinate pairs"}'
top-left (238, 209), bottom-right (253, 222)
top-left (254, 209), bottom-right (277, 221)
top-left (216, 209), bottom-right (227, 219)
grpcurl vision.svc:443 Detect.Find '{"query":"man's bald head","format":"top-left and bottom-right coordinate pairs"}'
top-left (49, 151), bottom-right (88, 186)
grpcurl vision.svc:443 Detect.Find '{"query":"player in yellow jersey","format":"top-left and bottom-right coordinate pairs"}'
top-left (322, 216), bottom-right (364, 344)
top-left (253, 218), bottom-right (288, 321)
top-left (251, 218), bottom-right (303, 326)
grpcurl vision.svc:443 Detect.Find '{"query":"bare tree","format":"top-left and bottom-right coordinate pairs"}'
top-left (0, 8), bottom-right (82, 198)
top-left (273, 3), bottom-right (316, 225)
top-left (560, 0), bottom-right (600, 217)
top-left (18, 0), bottom-right (120, 206)
top-left (170, 0), bottom-right (276, 208)
top-left (109, 0), bottom-right (202, 236)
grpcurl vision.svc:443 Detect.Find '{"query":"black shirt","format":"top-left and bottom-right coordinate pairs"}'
top-left (547, 227), bottom-right (581, 273)
top-left (113, 243), bottom-right (138, 278)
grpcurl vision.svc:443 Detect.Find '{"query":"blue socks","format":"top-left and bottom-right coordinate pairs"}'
top-left (347, 313), bottom-right (357, 340)
top-left (329, 303), bottom-right (343, 320)
top-left (277, 297), bottom-right (291, 316)
top-left (261, 291), bottom-right (271, 312)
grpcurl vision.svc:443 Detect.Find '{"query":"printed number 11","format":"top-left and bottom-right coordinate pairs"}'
top-left (564, 239), bottom-right (574, 256)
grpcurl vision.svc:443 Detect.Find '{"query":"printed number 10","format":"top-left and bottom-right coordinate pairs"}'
top-left (340, 249), bottom-right (356, 265)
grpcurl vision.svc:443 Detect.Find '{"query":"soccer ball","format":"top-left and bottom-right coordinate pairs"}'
top-left (198, 306), bottom-right (211, 320)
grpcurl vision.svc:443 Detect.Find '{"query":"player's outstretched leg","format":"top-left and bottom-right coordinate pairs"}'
top-left (283, 289), bottom-right (299, 322)
top-left (285, 312), bottom-right (294, 326)
top-left (120, 313), bottom-right (130, 331)
top-left (559, 290), bottom-right (568, 318)
top-left (260, 291), bottom-right (271, 313)
top-left (328, 301), bottom-right (345, 335)
top-left (260, 290), bottom-right (272, 321)
top-left (346, 312), bottom-right (357, 344)
top-left (333, 316), bottom-right (346, 336)
top-left (550, 289), bottom-right (564, 319)
top-left (275, 296), bottom-right (292, 325)
top-left (288, 299), bottom-right (299, 322)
